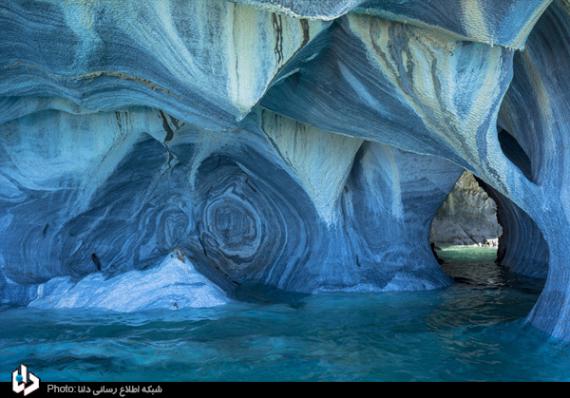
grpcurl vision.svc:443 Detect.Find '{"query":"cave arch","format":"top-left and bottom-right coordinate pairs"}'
top-left (476, 178), bottom-right (549, 280)
top-left (429, 171), bottom-right (502, 283)
top-left (429, 170), bottom-right (548, 284)
top-left (430, 171), bottom-right (502, 248)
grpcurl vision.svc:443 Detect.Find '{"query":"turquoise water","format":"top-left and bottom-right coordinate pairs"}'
top-left (1, 247), bottom-right (569, 381)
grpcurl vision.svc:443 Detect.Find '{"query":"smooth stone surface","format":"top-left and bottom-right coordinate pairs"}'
top-left (0, 0), bottom-right (570, 341)
top-left (29, 251), bottom-right (229, 312)
top-left (0, 0), bottom-right (328, 127)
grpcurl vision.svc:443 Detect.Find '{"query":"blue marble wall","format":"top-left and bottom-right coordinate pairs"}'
top-left (1, 0), bottom-right (569, 339)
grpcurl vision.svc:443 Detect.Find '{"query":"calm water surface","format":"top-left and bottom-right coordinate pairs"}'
top-left (1, 246), bottom-right (569, 381)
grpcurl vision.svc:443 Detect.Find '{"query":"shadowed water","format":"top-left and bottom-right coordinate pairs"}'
top-left (0, 247), bottom-right (568, 381)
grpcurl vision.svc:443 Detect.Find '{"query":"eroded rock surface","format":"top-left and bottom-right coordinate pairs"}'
top-left (1, 0), bottom-right (570, 339)
top-left (29, 251), bottom-right (229, 312)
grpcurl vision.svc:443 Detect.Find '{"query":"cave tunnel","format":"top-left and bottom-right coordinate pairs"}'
top-left (4, 0), bottom-right (570, 382)
top-left (429, 171), bottom-right (503, 286)
top-left (429, 168), bottom-right (548, 292)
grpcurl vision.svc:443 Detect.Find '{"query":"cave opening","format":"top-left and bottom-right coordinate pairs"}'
top-left (429, 171), bottom-right (504, 286)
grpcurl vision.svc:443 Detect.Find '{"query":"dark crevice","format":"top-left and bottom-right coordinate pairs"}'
top-left (498, 128), bottom-right (534, 182)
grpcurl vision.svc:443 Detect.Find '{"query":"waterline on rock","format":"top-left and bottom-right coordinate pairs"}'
top-left (29, 252), bottom-right (229, 312)
top-left (0, 248), bottom-right (562, 381)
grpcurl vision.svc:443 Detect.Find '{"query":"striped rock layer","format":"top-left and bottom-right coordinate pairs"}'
top-left (1, 0), bottom-right (570, 339)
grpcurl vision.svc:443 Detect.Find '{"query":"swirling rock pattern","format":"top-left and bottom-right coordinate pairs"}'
top-left (1, 0), bottom-right (570, 339)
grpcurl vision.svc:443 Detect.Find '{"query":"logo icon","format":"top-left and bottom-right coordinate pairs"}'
top-left (12, 364), bottom-right (40, 396)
